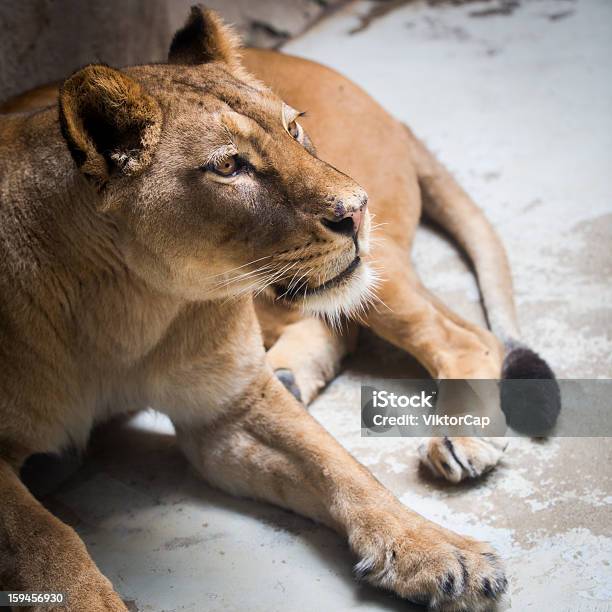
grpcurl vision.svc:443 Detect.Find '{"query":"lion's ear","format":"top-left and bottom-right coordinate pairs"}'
top-left (168, 5), bottom-right (242, 69)
top-left (59, 64), bottom-right (162, 187)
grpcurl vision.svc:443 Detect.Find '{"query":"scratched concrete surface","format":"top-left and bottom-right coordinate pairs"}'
top-left (39, 1), bottom-right (611, 610)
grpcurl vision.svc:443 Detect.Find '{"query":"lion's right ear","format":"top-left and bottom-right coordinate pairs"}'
top-left (59, 64), bottom-right (162, 187)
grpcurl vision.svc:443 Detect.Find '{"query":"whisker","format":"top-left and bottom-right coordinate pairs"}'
top-left (254, 260), bottom-right (301, 298)
top-left (277, 265), bottom-right (312, 300)
top-left (203, 254), bottom-right (274, 282)
top-left (211, 264), bottom-right (276, 290)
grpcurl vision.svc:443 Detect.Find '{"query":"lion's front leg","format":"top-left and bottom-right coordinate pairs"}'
top-left (172, 372), bottom-right (507, 610)
top-left (0, 459), bottom-right (127, 612)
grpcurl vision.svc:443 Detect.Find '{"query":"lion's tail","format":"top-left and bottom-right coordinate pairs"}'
top-left (406, 125), bottom-right (560, 434)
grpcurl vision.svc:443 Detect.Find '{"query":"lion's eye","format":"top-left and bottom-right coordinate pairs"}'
top-left (288, 120), bottom-right (301, 140)
top-left (210, 156), bottom-right (239, 177)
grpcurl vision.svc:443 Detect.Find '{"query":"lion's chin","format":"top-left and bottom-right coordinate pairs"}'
top-left (297, 261), bottom-right (379, 325)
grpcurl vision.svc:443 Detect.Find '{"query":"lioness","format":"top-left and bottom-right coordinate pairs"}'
top-left (0, 6), bottom-right (559, 611)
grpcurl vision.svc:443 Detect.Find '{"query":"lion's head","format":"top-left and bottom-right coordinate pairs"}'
top-left (58, 6), bottom-right (374, 320)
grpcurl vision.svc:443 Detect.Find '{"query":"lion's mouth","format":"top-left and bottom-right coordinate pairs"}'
top-left (274, 256), bottom-right (361, 301)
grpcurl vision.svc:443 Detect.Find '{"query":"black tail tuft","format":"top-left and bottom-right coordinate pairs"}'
top-left (500, 344), bottom-right (561, 436)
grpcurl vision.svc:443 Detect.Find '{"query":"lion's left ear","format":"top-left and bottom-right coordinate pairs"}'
top-left (168, 5), bottom-right (242, 69)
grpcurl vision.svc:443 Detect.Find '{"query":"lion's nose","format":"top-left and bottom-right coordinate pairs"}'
top-left (351, 207), bottom-right (364, 233)
top-left (322, 196), bottom-right (368, 237)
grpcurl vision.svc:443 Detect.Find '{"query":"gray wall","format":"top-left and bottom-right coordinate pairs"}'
top-left (0, 0), bottom-right (341, 104)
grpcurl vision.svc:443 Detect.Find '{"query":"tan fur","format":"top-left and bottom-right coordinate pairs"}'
top-left (0, 7), bottom-right (510, 610)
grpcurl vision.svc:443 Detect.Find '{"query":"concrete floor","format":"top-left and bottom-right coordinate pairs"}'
top-left (39, 0), bottom-right (611, 610)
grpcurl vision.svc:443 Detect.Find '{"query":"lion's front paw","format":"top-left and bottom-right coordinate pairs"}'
top-left (419, 437), bottom-right (507, 483)
top-left (352, 518), bottom-right (507, 610)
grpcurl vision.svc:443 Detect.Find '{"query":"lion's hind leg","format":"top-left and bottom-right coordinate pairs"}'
top-left (362, 129), bottom-right (560, 482)
top-left (409, 127), bottom-right (560, 435)
top-left (365, 240), bottom-right (509, 482)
